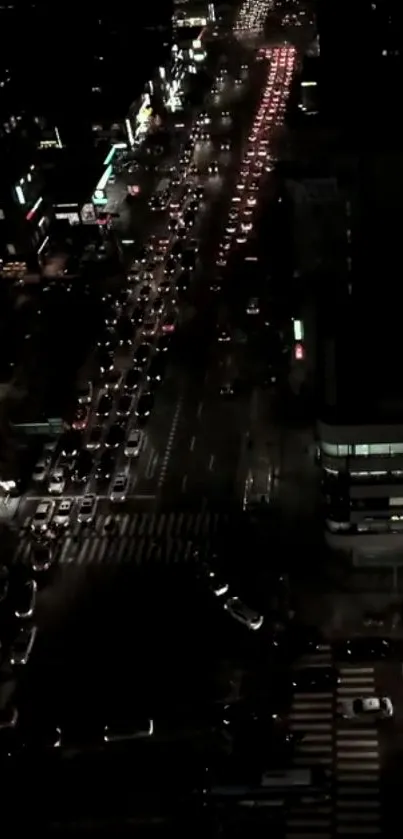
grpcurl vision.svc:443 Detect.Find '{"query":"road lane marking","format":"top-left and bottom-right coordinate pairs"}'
top-left (181, 475), bottom-right (187, 492)
top-left (157, 397), bottom-right (183, 489)
top-left (197, 401), bottom-right (203, 417)
top-left (190, 435), bottom-right (196, 451)
top-left (208, 454), bottom-right (215, 471)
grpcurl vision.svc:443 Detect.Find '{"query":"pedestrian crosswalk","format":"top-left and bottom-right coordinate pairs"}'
top-left (335, 666), bottom-right (381, 837)
top-left (286, 648), bottom-right (382, 839)
top-left (13, 511), bottom-right (229, 568)
top-left (287, 643), bottom-right (333, 838)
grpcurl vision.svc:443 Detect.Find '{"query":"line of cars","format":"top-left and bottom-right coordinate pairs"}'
top-left (234, 0), bottom-right (272, 35)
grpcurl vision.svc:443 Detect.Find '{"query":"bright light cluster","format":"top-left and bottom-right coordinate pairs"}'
top-left (234, 0), bottom-right (274, 35)
top-left (215, 45), bottom-right (296, 269)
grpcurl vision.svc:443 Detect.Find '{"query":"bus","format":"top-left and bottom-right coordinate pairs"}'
top-left (150, 178), bottom-right (171, 211)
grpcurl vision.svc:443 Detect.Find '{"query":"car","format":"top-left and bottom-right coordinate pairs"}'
top-left (217, 329), bottom-right (230, 343)
top-left (223, 597), bottom-right (264, 631)
top-left (72, 451), bottom-right (93, 483)
top-left (53, 498), bottom-right (74, 528)
top-left (158, 280), bottom-right (171, 295)
top-left (292, 667), bottom-right (337, 693)
top-left (96, 451), bottom-right (116, 481)
top-left (156, 335), bottom-right (171, 354)
top-left (105, 424), bottom-right (125, 449)
top-left (123, 368), bottom-right (142, 392)
top-left (341, 696), bottom-right (393, 720)
top-left (200, 566), bottom-right (229, 597)
top-left (77, 494), bottom-right (97, 524)
top-left (110, 473), bottom-right (129, 503)
top-left (165, 256), bottom-right (177, 275)
top-left (60, 431), bottom-right (82, 460)
top-left (152, 296), bottom-right (164, 315)
top-left (98, 350), bottom-right (114, 374)
top-left (116, 394), bottom-right (132, 417)
top-left (208, 162), bottom-right (219, 175)
top-left (142, 318), bottom-right (159, 339)
top-left (97, 328), bottom-right (118, 352)
top-left (220, 382), bottom-right (234, 397)
top-left (124, 429), bottom-right (144, 458)
top-left (147, 357), bottom-right (165, 385)
top-left (116, 317), bottom-right (134, 347)
top-left (77, 381), bottom-right (93, 404)
top-left (220, 141), bottom-right (230, 151)
top-left (103, 515), bottom-right (118, 535)
top-left (96, 393), bottom-right (113, 417)
top-left (14, 579), bottom-right (37, 620)
top-left (71, 405), bottom-right (90, 431)
top-left (31, 501), bottom-right (54, 534)
top-left (86, 425), bottom-right (103, 450)
top-left (246, 297), bottom-right (260, 315)
top-left (10, 625), bottom-right (37, 666)
top-left (135, 392), bottom-right (154, 424)
top-left (132, 303), bottom-right (146, 326)
top-left (133, 344), bottom-right (152, 369)
top-left (210, 281), bottom-right (221, 293)
top-left (161, 313), bottom-right (176, 334)
top-left (32, 458), bottom-right (48, 483)
top-left (103, 369), bottom-right (122, 391)
top-left (48, 469), bottom-right (65, 495)
top-left (139, 283), bottom-right (152, 301)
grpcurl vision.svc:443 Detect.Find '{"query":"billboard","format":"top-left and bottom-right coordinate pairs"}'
top-left (81, 203), bottom-right (97, 224)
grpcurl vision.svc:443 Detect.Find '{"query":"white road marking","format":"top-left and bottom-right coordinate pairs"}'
top-left (181, 475), bottom-right (187, 492)
top-left (190, 435), bottom-right (196, 451)
top-left (208, 454), bottom-right (215, 471)
top-left (157, 397), bottom-right (183, 489)
top-left (197, 401), bottom-right (203, 417)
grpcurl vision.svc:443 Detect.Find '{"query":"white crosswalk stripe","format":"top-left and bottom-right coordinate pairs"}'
top-left (335, 665), bottom-right (381, 837)
top-left (286, 643), bottom-right (333, 837)
top-left (17, 511), bottom-right (230, 568)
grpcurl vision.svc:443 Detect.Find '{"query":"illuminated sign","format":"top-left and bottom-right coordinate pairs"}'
top-left (26, 196), bottom-right (43, 221)
top-left (103, 142), bottom-right (127, 166)
top-left (175, 16), bottom-right (207, 27)
top-left (127, 185), bottom-right (140, 196)
top-left (81, 203), bottom-right (97, 224)
top-left (15, 186), bottom-right (25, 205)
top-left (293, 319), bottom-right (304, 342)
top-left (294, 343), bottom-right (304, 361)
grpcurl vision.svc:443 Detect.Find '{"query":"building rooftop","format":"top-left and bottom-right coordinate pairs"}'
top-left (318, 153), bottom-right (403, 427)
top-left (39, 147), bottom-right (105, 207)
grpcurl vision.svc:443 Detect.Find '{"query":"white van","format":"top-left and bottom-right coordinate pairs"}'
top-left (124, 429), bottom-right (144, 458)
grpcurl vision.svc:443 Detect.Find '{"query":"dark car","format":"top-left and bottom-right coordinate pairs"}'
top-left (133, 344), bottom-right (151, 369)
top-left (96, 393), bottom-right (113, 417)
top-left (116, 317), bottom-right (134, 347)
top-left (60, 431), bottom-right (82, 459)
top-left (72, 451), bottom-right (93, 483)
top-left (147, 357), bottom-right (166, 385)
top-left (98, 350), bottom-right (114, 374)
top-left (97, 328), bottom-right (118, 351)
top-left (182, 250), bottom-right (196, 270)
top-left (135, 392), bottom-right (154, 424)
top-left (292, 667), bottom-right (337, 693)
top-left (139, 283), bottom-right (152, 301)
top-left (132, 303), bottom-right (146, 326)
top-left (165, 256), bottom-right (177, 275)
top-left (156, 335), bottom-right (171, 354)
top-left (123, 368), bottom-right (142, 392)
top-left (105, 424), bottom-right (125, 449)
top-left (152, 296), bottom-right (164, 315)
top-left (116, 394), bottom-right (132, 417)
top-left (96, 451), bottom-right (116, 480)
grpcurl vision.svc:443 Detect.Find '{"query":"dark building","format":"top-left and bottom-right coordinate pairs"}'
top-left (316, 0), bottom-right (403, 133)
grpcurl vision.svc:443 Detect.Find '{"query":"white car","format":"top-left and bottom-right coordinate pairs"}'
top-left (124, 429), bottom-right (144, 458)
top-left (31, 501), bottom-right (54, 534)
top-left (110, 473), bottom-right (129, 503)
top-left (77, 494), bottom-right (97, 524)
top-left (48, 469), bottom-right (65, 495)
top-left (54, 498), bottom-right (74, 528)
top-left (246, 297), bottom-right (260, 315)
top-left (342, 696), bottom-right (393, 720)
top-left (224, 597), bottom-right (264, 631)
top-left (10, 625), bottom-right (37, 666)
